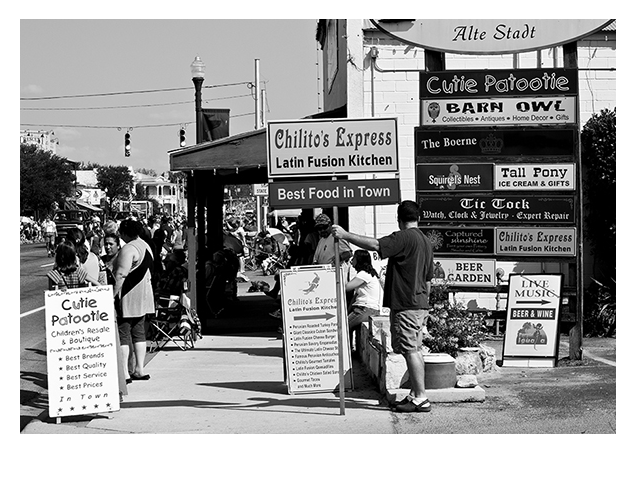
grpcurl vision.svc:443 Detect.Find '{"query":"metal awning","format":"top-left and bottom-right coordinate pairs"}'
top-left (169, 128), bottom-right (267, 174)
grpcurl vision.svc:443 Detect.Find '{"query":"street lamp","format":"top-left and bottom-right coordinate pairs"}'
top-left (188, 56), bottom-right (205, 314)
top-left (190, 56), bottom-right (205, 144)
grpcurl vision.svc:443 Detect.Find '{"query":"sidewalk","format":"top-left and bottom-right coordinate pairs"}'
top-left (22, 270), bottom-right (617, 434)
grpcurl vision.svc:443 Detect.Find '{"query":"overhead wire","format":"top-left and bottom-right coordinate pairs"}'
top-left (20, 80), bottom-right (260, 130)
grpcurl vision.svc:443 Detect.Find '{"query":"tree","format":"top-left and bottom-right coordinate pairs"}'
top-left (581, 108), bottom-right (616, 280)
top-left (95, 165), bottom-right (134, 216)
top-left (20, 143), bottom-right (75, 218)
top-left (581, 108), bottom-right (616, 337)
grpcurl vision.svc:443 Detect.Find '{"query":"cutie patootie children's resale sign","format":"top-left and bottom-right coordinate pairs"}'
top-left (45, 286), bottom-right (120, 418)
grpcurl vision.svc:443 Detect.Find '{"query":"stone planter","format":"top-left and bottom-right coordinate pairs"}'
top-left (424, 353), bottom-right (456, 389)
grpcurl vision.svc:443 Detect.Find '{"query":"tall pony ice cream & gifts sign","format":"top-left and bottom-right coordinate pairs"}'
top-left (45, 286), bottom-right (120, 419)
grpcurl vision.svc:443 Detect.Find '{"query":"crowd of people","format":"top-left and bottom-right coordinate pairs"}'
top-left (39, 200), bottom-right (436, 414)
top-left (44, 212), bottom-right (192, 401)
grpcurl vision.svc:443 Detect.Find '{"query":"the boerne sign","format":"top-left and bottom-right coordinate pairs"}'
top-left (415, 127), bottom-right (575, 158)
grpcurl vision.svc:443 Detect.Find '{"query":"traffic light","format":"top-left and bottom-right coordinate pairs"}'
top-left (179, 128), bottom-right (186, 147)
top-left (124, 132), bottom-right (131, 157)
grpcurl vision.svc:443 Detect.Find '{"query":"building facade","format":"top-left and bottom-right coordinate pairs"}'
top-left (20, 129), bottom-right (59, 154)
top-left (317, 19), bottom-right (616, 310)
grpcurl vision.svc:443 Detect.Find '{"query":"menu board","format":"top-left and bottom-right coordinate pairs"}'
top-left (280, 265), bottom-right (352, 394)
top-left (44, 286), bottom-right (120, 418)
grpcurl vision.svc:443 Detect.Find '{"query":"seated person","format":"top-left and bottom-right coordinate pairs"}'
top-left (155, 249), bottom-right (188, 298)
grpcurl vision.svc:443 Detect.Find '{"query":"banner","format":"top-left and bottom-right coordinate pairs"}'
top-left (202, 108), bottom-right (230, 141)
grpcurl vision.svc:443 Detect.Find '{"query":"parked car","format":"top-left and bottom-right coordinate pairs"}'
top-left (53, 209), bottom-right (90, 244)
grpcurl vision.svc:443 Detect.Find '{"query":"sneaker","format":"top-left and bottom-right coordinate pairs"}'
top-left (395, 397), bottom-right (431, 413)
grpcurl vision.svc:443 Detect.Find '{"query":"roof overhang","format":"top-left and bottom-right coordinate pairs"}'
top-left (169, 128), bottom-right (267, 174)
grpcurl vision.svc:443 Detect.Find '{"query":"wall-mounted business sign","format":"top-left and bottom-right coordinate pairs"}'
top-left (267, 117), bottom-right (399, 177)
top-left (422, 96), bottom-right (577, 126)
top-left (431, 258), bottom-right (496, 287)
top-left (496, 227), bottom-right (576, 256)
top-left (415, 127), bottom-right (576, 159)
top-left (417, 163), bottom-right (493, 191)
top-left (269, 178), bottom-right (400, 209)
top-left (417, 194), bottom-right (575, 224)
top-left (494, 164), bottom-right (575, 191)
top-left (503, 274), bottom-right (563, 367)
top-left (422, 227), bottom-right (495, 255)
top-left (420, 69), bottom-right (578, 99)
top-left (370, 19), bottom-right (613, 55)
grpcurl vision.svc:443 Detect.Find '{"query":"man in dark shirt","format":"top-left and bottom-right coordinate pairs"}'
top-left (332, 200), bottom-right (434, 413)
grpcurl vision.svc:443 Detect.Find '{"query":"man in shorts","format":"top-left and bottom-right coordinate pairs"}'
top-left (332, 200), bottom-right (434, 413)
top-left (42, 215), bottom-right (57, 256)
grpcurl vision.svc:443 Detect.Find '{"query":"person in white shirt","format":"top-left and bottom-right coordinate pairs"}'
top-left (345, 249), bottom-right (382, 355)
top-left (43, 215), bottom-right (57, 257)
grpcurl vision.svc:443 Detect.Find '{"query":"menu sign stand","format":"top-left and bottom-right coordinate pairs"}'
top-left (44, 285), bottom-right (120, 422)
top-left (502, 274), bottom-right (563, 367)
top-left (280, 265), bottom-right (353, 395)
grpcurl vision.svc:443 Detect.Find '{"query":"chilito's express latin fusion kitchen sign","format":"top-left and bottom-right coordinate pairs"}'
top-left (267, 118), bottom-right (399, 177)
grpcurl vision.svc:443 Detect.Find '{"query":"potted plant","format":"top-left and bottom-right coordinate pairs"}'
top-left (421, 283), bottom-right (490, 387)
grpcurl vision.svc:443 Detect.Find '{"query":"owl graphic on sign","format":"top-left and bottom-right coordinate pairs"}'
top-left (427, 102), bottom-right (441, 122)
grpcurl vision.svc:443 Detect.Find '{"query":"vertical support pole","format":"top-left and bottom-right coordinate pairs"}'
top-left (186, 172), bottom-right (197, 311)
top-left (255, 59), bottom-right (261, 130)
top-left (332, 203), bottom-right (345, 416)
top-left (420, 50), bottom-right (445, 124)
top-left (564, 41), bottom-right (583, 361)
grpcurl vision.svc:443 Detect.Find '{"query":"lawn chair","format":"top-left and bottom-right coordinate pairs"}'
top-left (148, 293), bottom-right (202, 352)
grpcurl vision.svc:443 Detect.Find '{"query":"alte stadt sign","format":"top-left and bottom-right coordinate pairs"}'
top-left (371, 19), bottom-right (612, 55)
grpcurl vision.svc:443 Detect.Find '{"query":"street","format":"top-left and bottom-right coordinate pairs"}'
top-left (20, 242), bottom-right (52, 431)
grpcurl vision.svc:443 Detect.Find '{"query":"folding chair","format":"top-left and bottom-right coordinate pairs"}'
top-left (148, 294), bottom-right (199, 352)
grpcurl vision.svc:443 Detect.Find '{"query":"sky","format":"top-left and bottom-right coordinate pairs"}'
top-left (20, 18), bottom-right (322, 173)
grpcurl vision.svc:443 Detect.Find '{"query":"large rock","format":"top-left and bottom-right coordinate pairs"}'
top-left (479, 344), bottom-right (498, 372)
top-left (456, 374), bottom-right (479, 388)
top-left (455, 347), bottom-right (483, 375)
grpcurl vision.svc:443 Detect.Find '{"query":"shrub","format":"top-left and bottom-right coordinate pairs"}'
top-left (583, 277), bottom-right (616, 337)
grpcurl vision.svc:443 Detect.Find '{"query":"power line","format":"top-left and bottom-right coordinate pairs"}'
top-left (20, 94), bottom-right (253, 111)
top-left (20, 112), bottom-right (255, 130)
top-left (20, 82), bottom-right (251, 101)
